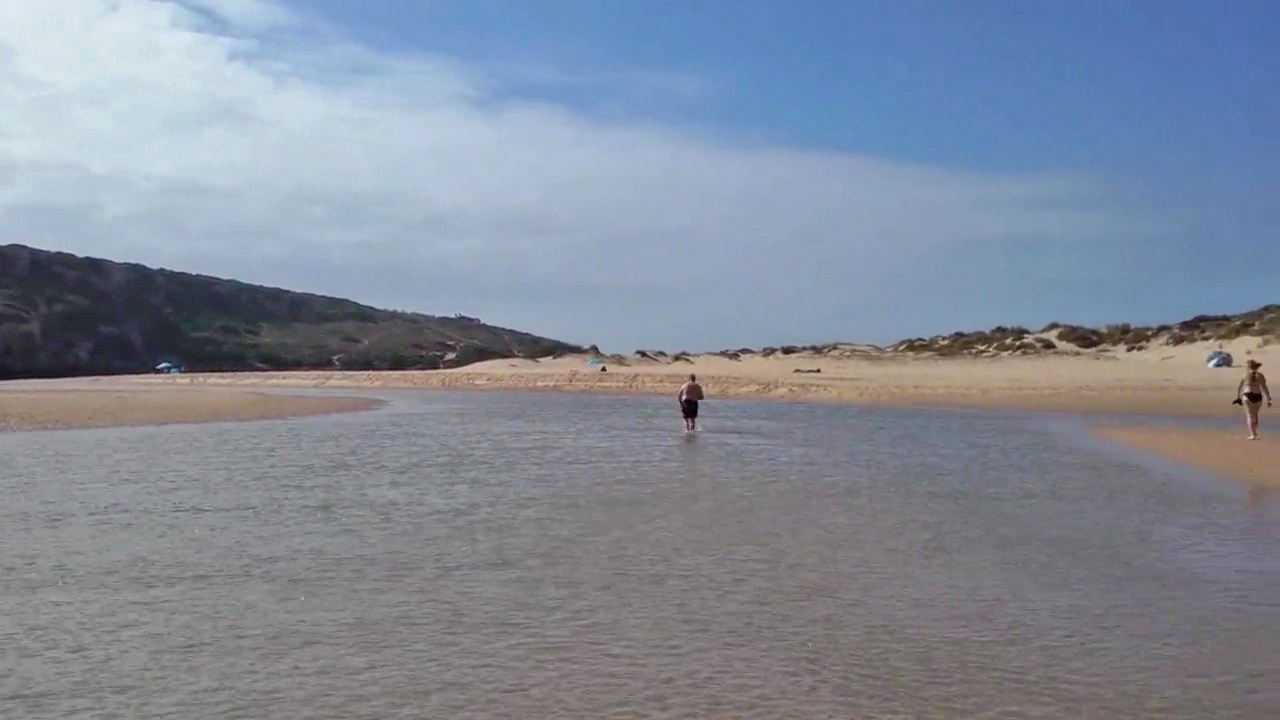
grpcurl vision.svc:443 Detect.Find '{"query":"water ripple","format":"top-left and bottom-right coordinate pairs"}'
top-left (0, 391), bottom-right (1275, 719)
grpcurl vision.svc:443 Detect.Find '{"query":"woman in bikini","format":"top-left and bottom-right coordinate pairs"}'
top-left (1236, 359), bottom-right (1272, 439)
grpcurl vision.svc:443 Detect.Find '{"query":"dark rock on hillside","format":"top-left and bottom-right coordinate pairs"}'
top-left (0, 244), bottom-right (583, 379)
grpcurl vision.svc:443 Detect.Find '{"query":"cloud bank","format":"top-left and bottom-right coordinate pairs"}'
top-left (0, 0), bottom-right (1165, 349)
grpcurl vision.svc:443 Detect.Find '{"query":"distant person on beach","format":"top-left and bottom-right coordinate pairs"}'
top-left (1234, 359), bottom-right (1272, 439)
top-left (678, 374), bottom-right (705, 432)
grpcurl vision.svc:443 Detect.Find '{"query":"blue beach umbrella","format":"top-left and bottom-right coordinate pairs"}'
top-left (1205, 351), bottom-right (1233, 368)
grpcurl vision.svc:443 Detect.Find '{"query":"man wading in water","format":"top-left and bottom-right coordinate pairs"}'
top-left (678, 374), bottom-right (705, 432)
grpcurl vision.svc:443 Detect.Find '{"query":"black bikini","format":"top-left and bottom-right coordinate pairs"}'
top-left (1242, 370), bottom-right (1264, 404)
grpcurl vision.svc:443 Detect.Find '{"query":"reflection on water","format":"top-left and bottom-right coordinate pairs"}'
top-left (1, 391), bottom-right (1277, 719)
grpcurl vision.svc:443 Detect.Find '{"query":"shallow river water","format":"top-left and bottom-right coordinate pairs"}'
top-left (2, 391), bottom-right (1276, 719)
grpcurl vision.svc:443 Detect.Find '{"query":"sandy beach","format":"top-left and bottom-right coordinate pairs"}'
top-left (3, 337), bottom-right (1274, 484)
top-left (0, 386), bottom-right (380, 432)
top-left (112, 336), bottom-right (1273, 415)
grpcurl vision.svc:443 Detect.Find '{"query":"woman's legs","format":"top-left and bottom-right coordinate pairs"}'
top-left (1245, 400), bottom-right (1261, 439)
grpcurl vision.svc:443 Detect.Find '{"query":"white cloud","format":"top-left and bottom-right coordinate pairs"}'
top-left (0, 0), bottom-right (1163, 349)
top-left (181, 0), bottom-right (297, 31)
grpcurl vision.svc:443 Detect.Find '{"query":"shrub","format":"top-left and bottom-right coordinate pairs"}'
top-left (1101, 323), bottom-right (1132, 344)
top-left (256, 351), bottom-right (291, 367)
top-left (1057, 326), bottom-right (1103, 349)
top-left (1179, 313), bottom-right (1231, 330)
top-left (1121, 329), bottom-right (1153, 346)
top-left (214, 322), bottom-right (247, 336)
top-left (1217, 323), bottom-right (1247, 341)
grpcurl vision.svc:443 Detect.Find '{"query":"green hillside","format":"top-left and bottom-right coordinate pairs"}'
top-left (0, 244), bottom-right (582, 379)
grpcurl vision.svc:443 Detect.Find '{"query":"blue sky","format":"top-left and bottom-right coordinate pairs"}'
top-left (1, 0), bottom-right (1275, 349)
top-left (292, 0), bottom-right (1275, 171)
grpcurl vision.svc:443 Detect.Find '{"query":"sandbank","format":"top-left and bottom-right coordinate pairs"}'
top-left (0, 386), bottom-right (380, 432)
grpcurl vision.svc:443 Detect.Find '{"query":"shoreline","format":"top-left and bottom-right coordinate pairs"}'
top-left (4, 345), bottom-right (1275, 487)
top-left (0, 386), bottom-right (382, 433)
top-left (82, 360), bottom-right (1246, 418)
top-left (1094, 424), bottom-right (1278, 490)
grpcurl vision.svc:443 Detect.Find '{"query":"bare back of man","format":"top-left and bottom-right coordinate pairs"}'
top-left (678, 374), bottom-right (705, 431)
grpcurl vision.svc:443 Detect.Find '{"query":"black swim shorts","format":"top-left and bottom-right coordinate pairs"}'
top-left (681, 399), bottom-right (699, 419)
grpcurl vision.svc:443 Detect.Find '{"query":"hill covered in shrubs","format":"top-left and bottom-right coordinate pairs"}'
top-left (888, 305), bottom-right (1280, 357)
top-left (617, 307), bottom-right (1278, 364)
top-left (0, 244), bottom-right (582, 379)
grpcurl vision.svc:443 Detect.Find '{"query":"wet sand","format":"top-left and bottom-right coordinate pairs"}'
top-left (1095, 424), bottom-right (1279, 488)
top-left (0, 387), bottom-right (380, 432)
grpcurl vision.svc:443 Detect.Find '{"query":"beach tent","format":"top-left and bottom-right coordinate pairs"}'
top-left (1205, 351), bottom-right (1233, 368)
top-left (153, 361), bottom-right (183, 374)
